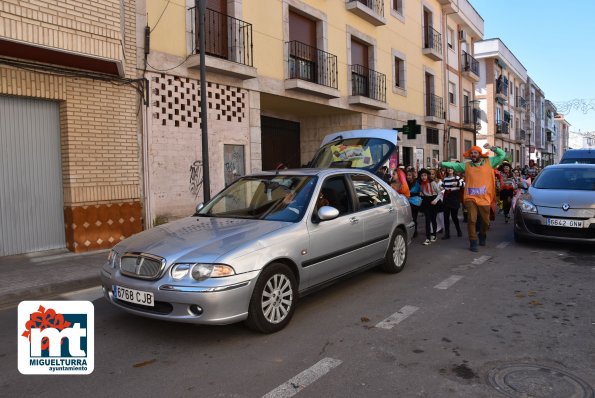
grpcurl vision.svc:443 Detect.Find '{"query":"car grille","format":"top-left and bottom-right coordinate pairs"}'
top-left (120, 254), bottom-right (165, 280)
top-left (526, 224), bottom-right (595, 239)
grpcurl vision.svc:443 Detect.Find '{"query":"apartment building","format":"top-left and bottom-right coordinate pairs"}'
top-left (141, 0), bottom-right (485, 224)
top-left (524, 77), bottom-right (545, 167)
top-left (474, 38), bottom-right (527, 167)
top-left (553, 113), bottom-right (571, 163)
top-left (543, 99), bottom-right (557, 165)
top-left (0, 0), bottom-right (142, 255)
top-left (441, 0), bottom-right (483, 161)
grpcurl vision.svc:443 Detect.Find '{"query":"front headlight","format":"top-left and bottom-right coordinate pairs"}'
top-left (191, 264), bottom-right (235, 281)
top-left (171, 263), bottom-right (192, 280)
top-left (107, 250), bottom-right (120, 269)
top-left (518, 199), bottom-right (537, 213)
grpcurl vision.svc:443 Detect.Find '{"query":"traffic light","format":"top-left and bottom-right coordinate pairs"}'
top-left (396, 120), bottom-right (421, 139)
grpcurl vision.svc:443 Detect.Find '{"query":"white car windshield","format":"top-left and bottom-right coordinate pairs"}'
top-left (199, 175), bottom-right (317, 221)
top-left (533, 168), bottom-right (595, 191)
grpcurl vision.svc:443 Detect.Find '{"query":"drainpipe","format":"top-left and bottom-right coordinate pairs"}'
top-left (441, 3), bottom-right (459, 161)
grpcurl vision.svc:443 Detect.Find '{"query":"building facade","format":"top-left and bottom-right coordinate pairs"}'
top-left (140, 0), bottom-right (484, 225)
top-left (473, 38), bottom-right (527, 167)
top-left (0, 0), bottom-right (143, 255)
top-left (553, 113), bottom-right (571, 163)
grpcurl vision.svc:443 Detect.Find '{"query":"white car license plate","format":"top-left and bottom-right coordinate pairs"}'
top-left (546, 218), bottom-right (584, 228)
top-left (114, 285), bottom-right (154, 307)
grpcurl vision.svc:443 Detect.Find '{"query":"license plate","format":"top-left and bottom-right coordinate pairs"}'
top-left (113, 285), bottom-right (154, 307)
top-left (546, 218), bottom-right (584, 228)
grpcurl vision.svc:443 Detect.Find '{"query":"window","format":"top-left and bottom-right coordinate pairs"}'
top-left (351, 174), bottom-right (391, 210)
top-left (427, 128), bottom-right (439, 145)
top-left (392, 0), bottom-right (403, 15)
top-left (447, 28), bottom-right (454, 49)
top-left (394, 56), bottom-right (405, 88)
top-left (317, 177), bottom-right (353, 216)
top-left (449, 137), bottom-right (457, 160)
top-left (448, 81), bottom-right (456, 105)
top-left (464, 140), bottom-right (472, 152)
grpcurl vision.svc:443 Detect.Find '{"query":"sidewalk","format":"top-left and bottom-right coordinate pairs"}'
top-left (0, 248), bottom-right (108, 309)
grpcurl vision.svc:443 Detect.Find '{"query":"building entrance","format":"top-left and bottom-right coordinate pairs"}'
top-left (261, 116), bottom-right (301, 170)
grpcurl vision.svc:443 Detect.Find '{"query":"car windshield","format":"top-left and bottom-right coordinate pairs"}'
top-left (532, 167), bottom-right (595, 191)
top-left (309, 137), bottom-right (394, 171)
top-left (199, 175), bottom-right (317, 222)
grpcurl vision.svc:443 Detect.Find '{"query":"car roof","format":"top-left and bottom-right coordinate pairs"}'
top-left (250, 168), bottom-right (378, 177)
top-left (561, 148), bottom-right (594, 157)
top-left (544, 163), bottom-right (595, 170)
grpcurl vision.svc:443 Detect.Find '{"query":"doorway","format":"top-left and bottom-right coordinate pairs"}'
top-left (261, 116), bottom-right (301, 170)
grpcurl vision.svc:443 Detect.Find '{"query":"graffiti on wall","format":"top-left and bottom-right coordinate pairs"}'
top-left (189, 160), bottom-right (203, 199)
top-left (224, 145), bottom-right (245, 186)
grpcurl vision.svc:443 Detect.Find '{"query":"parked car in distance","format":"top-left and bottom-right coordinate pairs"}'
top-left (559, 148), bottom-right (595, 164)
top-left (514, 164), bottom-right (595, 243)
top-left (101, 129), bottom-right (415, 333)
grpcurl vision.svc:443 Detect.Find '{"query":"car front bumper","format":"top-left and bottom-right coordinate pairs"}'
top-left (514, 209), bottom-right (595, 243)
top-left (100, 267), bottom-right (260, 325)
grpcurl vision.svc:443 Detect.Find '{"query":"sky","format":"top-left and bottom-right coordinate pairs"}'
top-left (471, 0), bottom-right (595, 134)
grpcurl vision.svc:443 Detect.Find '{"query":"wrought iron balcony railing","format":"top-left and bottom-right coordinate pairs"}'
top-left (191, 7), bottom-right (253, 67)
top-left (423, 26), bottom-right (442, 54)
top-left (287, 41), bottom-right (338, 89)
top-left (520, 129), bottom-right (526, 141)
top-left (463, 105), bottom-right (479, 126)
top-left (516, 96), bottom-right (526, 108)
top-left (496, 120), bottom-right (509, 134)
top-left (461, 51), bottom-right (479, 76)
top-left (496, 79), bottom-right (508, 96)
top-left (426, 93), bottom-right (444, 119)
top-left (347, 0), bottom-right (384, 17)
top-left (351, 64), bottom-right (386, 102)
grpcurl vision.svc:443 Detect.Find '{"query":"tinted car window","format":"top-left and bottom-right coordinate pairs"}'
top-left (532, 168), bottom-right (595, 191)
top-left (316, 177), bottom-right (353, 216)
top-left (351, 174), bottom-right (391, 210)
top-left (560, 158), bottom-right (595, 164)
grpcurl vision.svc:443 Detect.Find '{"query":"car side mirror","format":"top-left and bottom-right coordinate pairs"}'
top-left (317, 206), bottom-right (339, 221)
top-left (194, 203), bottom-right (204, 215)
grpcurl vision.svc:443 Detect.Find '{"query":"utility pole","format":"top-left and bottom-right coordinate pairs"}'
top-left (197, 0), bottom-right (210, 202)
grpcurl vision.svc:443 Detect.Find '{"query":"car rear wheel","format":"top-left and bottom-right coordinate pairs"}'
top-left (246, 263), bottom-right (297, 333)
top-left (382, 228), bottom-right (408, 273)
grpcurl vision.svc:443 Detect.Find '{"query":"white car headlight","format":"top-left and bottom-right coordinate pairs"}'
top-left (107, 250), bottom-right (120, 269)
top-left (518, 199), bottom-right (537, 214)
top-left (171, 263), bottom-right (192, 280)
top-left (191, 264), bottom-right (235, 281)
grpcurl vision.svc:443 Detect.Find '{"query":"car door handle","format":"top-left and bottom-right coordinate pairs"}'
top-left (349, 217), bottom-right (359, 224)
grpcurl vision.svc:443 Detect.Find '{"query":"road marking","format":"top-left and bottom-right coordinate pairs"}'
top-left (434, 275), bottom-right (463, 290)
top-left (472, 255), bottom-right (491, 265)
top-left (262, 357), bottom-right (342, 398)
top-left (375, 305), bottom-right (419, 330)
top-left (59, 286), bottom-right (103, 302)
top-left (496, 241), bottom-right (510, 249)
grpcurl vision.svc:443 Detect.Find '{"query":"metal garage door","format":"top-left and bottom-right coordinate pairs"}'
top-left (0, 95), bottom-right (65, 256)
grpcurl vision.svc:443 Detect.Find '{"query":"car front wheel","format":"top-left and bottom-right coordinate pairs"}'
top-left (246, 263), bottom-right (297, 333)
top-left (382, 228), bottom-right (408, 273)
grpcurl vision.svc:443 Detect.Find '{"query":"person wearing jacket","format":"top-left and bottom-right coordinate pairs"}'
top-left (418, 168), bottom-right (441, 245)
top-left (497, 162), bottom-right (517, 222)
top-left (406, 170), bottom-right (421, 238)
top-left (441, 166), bottom-right (464, 239)
top-left (439, 143), bottom-right (506, 252)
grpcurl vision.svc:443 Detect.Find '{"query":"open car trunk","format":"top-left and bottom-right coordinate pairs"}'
top-left (309, 129), bottom-right (397, 173)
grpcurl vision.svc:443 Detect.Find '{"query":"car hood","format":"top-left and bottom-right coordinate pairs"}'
top-left (528, 187), bottom-right (595, 209)
top-left (113, 217), bottom-right (289, 263)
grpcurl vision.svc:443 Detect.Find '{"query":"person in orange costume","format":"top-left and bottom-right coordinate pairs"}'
top-left (439, 143), bottom-right (506, 252)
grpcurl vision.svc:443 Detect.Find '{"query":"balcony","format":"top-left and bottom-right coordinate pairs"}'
top-left (520, 129), bottom-right (526, 141)
top-left (516, 96), bottom-right (526, 110)
top-left (461, 51), bottom-right (479, 82)
top-left (462, 105), bottom-right (479, 130)
top-left (425, 94), bottom-right (445, 124)
top-left (496, 120), bottom-right (509, 135)
top-left (422, 26), bottom-right (443, 61)
top-left (349, 64), bottom-right (387, 109)
top-left (546, 131), bottom-right (554, 142)
top-left (345, 0), bottom-right (386, 26)
top-left (285, 41), bottom-right (340, 98)
top-left (188, 8), bottom-right (256, 79)
top-left (495, 77), bottom-right (508, 103)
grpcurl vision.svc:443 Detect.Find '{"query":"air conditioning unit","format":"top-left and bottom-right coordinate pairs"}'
top-left (458, 30), bottom-right (467, 41)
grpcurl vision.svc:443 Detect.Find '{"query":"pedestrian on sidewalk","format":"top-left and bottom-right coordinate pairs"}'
top-left (439, 143), bottom-right (506, 252)
top-left (441, 166), bottom-right (464, 239)
top-left (418, 168), bottom-right (441, 245)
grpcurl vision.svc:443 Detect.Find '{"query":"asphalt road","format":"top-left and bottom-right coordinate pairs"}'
top-left (1, 219), bottom-right (594, 397)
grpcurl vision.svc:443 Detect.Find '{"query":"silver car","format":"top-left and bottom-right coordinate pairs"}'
top-left (514, 164), bottom-right (595, 243)
top-left (101, 130), bottom-right (415, 333)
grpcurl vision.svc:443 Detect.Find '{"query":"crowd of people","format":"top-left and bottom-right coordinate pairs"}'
top-left (380, 144), bottom-right (541, 252)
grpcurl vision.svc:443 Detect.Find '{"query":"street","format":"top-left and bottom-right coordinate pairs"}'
top-left (1, 220), bottom-right (594, 397)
